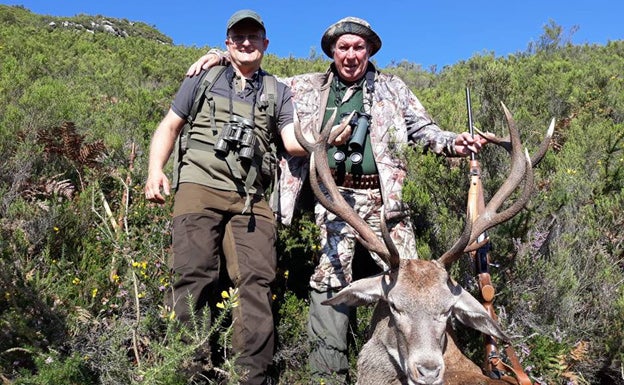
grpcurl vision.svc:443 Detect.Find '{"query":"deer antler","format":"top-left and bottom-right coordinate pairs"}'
top-left (293, 110), bottom-right (400, 268)
top-left (475, 104), bottom-right (555, 167)
top-left (438, 103), bottom-right (553, 266)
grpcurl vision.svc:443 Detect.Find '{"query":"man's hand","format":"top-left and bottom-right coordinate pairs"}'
top-left (186, 53), bottom-right (222, 77)
top-left (144, 170), bottom-right (170, 204)
top-left (454, 132), bottom-right (488, 156)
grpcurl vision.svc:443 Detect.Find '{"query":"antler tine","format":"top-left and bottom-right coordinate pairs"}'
top-left (438, 104), bottom-right (538, 267)
top-left (531, 118), bottom-right (555, 167)
top-left (466, 103), bottom-right (533, 245)
top-left (476, 112), bottom-right (555, 168)
top-left (293, 110), bottom-right (398, 268)
top-left (468, 149), bottom-right (533, 246)
top-left (480, 102), bottom-right (528, 209)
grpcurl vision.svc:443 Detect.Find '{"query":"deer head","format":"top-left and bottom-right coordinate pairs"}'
top-left (294, 103), bottom-right (553, 385)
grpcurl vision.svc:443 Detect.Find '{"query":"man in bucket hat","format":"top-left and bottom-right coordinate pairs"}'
top-left (187, 16), bottom-right (487, 384)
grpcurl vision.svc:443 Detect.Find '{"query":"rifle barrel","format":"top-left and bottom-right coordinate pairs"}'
top-left (465, 87), bottom-right (476, 161)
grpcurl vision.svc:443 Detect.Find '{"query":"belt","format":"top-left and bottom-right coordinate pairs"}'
top-left (330, 169), bottom-right (380, 189)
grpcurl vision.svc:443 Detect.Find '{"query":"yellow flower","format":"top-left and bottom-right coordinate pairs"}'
top-left (218, 288), bottom-right (240, 308)
top-left (53, 226), bottom-right (59, 232)
top-left (283, 270), bottom-right (289, 279)
top-left (91, 288), bottom-right (98, 298)
top-left (169, 310), bottom-right (176, 321)
top-left (72, 277), bottom-right (81, 285)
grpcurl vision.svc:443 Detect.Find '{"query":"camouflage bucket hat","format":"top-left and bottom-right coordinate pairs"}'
top-left (321, 16), bottom-right (382, 58)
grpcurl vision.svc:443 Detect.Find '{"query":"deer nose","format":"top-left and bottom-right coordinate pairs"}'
top-left (416, 363), bottom-right (441, 383)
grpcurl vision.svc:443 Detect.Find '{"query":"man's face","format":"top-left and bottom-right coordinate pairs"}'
top-left (332, 34), bottom-right (370, 83)
top-left (225, 21), bottom-right (268, 71)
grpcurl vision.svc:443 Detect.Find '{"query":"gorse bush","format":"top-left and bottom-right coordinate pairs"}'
top-left (1, 5), bottom-right (623, 384)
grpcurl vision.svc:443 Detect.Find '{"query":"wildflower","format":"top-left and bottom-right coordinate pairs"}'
top-left (111, 274), bottom-right (120, 283)
top-left (91, 288), bottom-right (98, 298)
top-left (169, 310), bottom-right (176, 321)
top-left (283, 270), bottom-right (289, 279)
top-left (217, 288), bottom-right (240, 308)
top-left (137, 292), bottom-right (145, 299)
top-left (53, 226), bottom-right (59, 233)
top-left (227, 287), bottom-right (240, 308)
top-left (72, 277), bottom-right (81, 285)
top-left (45, 356), bottom-right (54, 364)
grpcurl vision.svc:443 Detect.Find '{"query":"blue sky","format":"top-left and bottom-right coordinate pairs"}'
top-left (3, 0), bottom-right (622, 70)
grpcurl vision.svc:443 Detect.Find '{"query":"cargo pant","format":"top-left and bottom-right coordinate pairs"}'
top-left (169, 183), bottom-right (277, 385)
top-left (307, 186), bottom-right (417, 383)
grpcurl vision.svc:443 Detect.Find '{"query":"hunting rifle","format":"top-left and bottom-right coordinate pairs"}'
top-left (465, 87), bottom-right (533, 385)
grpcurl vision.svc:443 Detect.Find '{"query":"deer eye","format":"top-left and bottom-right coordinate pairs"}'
top-left (440, 331), bottom-right (448, 350)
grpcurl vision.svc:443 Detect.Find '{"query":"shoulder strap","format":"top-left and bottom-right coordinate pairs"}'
top-left (188, 65), bottom-right (228, 124)
top-left (263, 74), bottom-right (277, 119)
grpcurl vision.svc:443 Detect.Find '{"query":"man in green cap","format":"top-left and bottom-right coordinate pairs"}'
top-left (187, 16), bottom-right (487, 384)
top-left (144, 9), bottom-right (309, 385)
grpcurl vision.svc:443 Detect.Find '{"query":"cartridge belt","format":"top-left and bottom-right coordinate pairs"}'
top-left (330, 169), bottom-right (380, 189)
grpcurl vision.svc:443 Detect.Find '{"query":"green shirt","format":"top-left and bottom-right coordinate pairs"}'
top-left (323, 77), bottom-right (378, 175)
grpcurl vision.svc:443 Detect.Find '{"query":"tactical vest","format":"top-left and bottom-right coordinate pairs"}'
top-left (173, 66), bottom-right (279, 210)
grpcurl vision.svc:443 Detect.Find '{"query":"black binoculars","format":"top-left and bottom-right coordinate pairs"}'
top-left (333, 111), bottom-right (371, 164)
top-left (214, 116), bottom-right (256, 160)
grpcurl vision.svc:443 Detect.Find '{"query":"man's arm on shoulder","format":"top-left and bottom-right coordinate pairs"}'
top-left (187, 49), bottom-right (228, 77)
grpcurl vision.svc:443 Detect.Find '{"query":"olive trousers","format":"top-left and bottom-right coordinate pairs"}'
top-left (168, 183), bottom-right (277, 385)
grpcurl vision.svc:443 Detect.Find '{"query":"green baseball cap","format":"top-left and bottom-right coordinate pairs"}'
top-left (226, 9), bottom-right (265, 33)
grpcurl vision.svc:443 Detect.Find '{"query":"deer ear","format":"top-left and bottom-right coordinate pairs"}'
top-left (451, 287), bottom-right (510, 341)
top-left (322, 273), bottom-right (387, 307)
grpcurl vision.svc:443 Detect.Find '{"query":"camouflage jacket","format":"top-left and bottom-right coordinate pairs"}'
top-left (273, 63), bottom-right (459, 225)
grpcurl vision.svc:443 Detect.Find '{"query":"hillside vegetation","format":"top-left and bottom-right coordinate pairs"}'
top-left (1, 5), bottom-right (623, 385)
